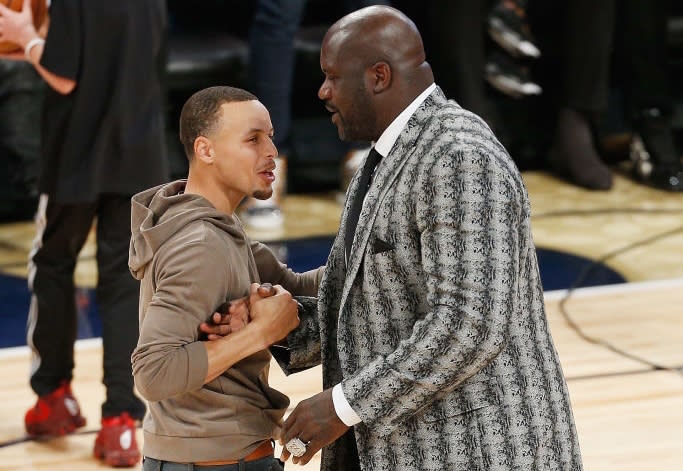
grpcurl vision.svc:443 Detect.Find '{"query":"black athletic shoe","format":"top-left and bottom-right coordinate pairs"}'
top-left (630, 108), bottom-right (683, 192)
top-left (485, 50), bottom-right (541, 98)
top-left (488, 0), bottom-right (541, 58)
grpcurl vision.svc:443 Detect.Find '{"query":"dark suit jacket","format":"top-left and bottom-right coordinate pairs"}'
top-left (281, 87), bottom-right (583, 470)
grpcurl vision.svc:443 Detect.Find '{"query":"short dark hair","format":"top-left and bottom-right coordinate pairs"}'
top-left (179, 86), bottom-right (258, 160)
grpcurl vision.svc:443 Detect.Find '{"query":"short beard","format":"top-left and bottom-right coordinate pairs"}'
top-left (341, 84), bottom-right (376, 143)
top-left (252, 189), bottom-right (273, 200)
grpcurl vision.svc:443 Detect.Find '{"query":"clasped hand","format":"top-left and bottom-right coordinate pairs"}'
top-left (200, 283), bottom-right (297, 348)
top-left (200, 285), bottom-right (349, 464)
top-left (199, 283), bottom-right (274, 339)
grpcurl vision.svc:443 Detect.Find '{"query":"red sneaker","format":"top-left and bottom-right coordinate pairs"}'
top-left (93, 412), bottom-right (141, 467)
top-left (25, 381), bottom-right (87, 437)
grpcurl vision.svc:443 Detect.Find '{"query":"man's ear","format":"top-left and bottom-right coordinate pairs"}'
top-left (194, 136), bottom-right (214, 164)
top-left (369, 61), bottom-right (391, 93)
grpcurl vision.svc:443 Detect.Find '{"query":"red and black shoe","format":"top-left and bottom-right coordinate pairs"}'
top-left (25, 381), bottom-right (87, 437)
top-left (93, 412), bottom-right (141, 467)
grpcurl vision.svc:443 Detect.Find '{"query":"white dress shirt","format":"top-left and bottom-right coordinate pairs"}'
top-left (332, 82), bottom-right (436, 426)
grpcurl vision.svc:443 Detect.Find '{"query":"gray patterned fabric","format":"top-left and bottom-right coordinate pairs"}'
top-left (280, 87), bottom-right (583, 470)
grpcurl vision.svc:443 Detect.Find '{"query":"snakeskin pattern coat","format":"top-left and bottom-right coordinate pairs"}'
top-left (282, 87), bottom-right (583, 470)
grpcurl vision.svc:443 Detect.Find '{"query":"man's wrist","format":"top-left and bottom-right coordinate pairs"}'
top-left (24, 36), bottom-right (44, 62)
top-left (251, 324), bottom-right (272, 351)
top-left (233, 321), bottom-right (267, 351)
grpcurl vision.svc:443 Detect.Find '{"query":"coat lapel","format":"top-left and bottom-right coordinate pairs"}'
top-left (338, 146), bottom-right (414, 308)
top-left (337, 88), bottom-right (445, 317)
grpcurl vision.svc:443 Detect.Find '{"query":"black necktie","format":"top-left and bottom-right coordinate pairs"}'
top-left (345, 147), bottom-right (382, 260)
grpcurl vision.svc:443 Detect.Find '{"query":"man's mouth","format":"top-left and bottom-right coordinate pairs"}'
top-left (325, 107), bottom-right (340, 122)
top-left (258, 170), bottom-right (276, 183)
top-left (258, 163), bottom-right (277, 182)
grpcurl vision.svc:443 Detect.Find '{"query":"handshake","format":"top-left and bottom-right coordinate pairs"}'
top-left (199, 283), bottom-right (299, 348)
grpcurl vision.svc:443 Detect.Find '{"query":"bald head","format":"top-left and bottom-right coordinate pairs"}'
top-left (318, 6), bottom-right (434, 142)
top-left (325, 6), bottom-right (430, 86)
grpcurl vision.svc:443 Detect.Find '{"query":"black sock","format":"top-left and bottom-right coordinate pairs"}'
top-left (550, 107), bottom-right (612, 190)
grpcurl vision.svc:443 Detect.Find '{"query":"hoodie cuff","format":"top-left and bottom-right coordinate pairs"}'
top-left (184, 341), bottom-right (209, 391)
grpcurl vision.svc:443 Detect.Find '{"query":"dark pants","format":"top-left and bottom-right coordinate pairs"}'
top-left (248, 0), bottom-right (307, 155)
top-left (562, 0), bottom-right (616, 114)
top-left (562, 0), bottom-right (671, 116)
top-left (0, 60), bottom-right (43, 209)
top-left (142, 456), bottom-right (284, 471)
top-left (425, 0), bottom-right (489, 119)
top-left (614, 0), bottom-right (671, 116)
top-left (27, 193), bottom-right (145, 419)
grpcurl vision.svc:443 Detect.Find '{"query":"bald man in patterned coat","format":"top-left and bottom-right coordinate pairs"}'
top-left (271, 6), bottom-right (583, 471)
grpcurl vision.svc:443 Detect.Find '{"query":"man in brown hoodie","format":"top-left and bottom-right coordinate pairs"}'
top-left (129, 86), bottom-right (322, 469)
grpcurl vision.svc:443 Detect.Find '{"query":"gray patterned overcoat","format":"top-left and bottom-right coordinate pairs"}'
top-left (282, 87), bottom-right (583, 470)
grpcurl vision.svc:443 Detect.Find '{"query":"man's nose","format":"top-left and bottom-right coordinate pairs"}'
top-left (266, 138), bottom-right (277, 159)
top-left (318, 81), bottom-right (330, 100)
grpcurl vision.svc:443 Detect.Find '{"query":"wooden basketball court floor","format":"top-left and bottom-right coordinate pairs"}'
top-left (0, 170), bottom-right (681, 470)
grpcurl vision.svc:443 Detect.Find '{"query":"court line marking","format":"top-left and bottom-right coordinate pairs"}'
top-left (543, 276), bottom-right (683, 301)
top-left (1, 277), bottom-right (680, 360)
top-left (0, 337), bottom-right (102, 360)
top-left (566, 366), bottom-right (683, 382)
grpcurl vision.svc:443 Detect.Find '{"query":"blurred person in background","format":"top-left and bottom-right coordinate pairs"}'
top-left (0, 58), bottom-right (42, 220)
top-left (242, 0), bottom-right (390, 229)
top-left (539, 0), bottom-right (682, 191)
top-left (0, 0), bottom-right (169, 466)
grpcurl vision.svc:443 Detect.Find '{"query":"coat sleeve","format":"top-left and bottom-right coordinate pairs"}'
top-left (342, 143), bottom-right (525, 437)
top-left (271, 295), bottom-right (322, 375)
top-left (250, 240), bottom-right (324, 296)
top-left (131, 232), bottom-right (232, 402)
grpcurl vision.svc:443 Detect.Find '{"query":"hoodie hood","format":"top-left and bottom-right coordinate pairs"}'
top-left (129, 180), bottom-right (245, 280)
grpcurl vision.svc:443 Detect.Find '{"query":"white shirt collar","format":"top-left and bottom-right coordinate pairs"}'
top-left (373, 83), bottom-right (436, 157)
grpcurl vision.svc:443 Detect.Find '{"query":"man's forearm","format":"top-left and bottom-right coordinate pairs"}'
top-left (271, 295), bottom-right (321, 374)
top-left (0, 8), bottom-right (75, 95)
top-left (25, 39), bottom-right (76, 94)
top-left (203, 324), bottom-right (268, 383)
top-left (204, 284), bottom-right (300, 382)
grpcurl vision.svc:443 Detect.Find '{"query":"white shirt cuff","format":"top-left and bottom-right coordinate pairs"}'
top-left (332, 383), bottom-right (362, 426)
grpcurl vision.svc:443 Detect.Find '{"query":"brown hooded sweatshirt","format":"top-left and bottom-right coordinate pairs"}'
top-left (129, 180), bottom-right (321, 463)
